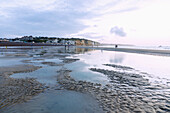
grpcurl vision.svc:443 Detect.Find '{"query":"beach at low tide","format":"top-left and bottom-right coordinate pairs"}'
top-left (0, 46), bottom-right (169, 113)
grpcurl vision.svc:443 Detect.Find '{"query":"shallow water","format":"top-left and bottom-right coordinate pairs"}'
top-left (1, 46), bottom-right (170, 112)
top-left (73, 50), bottom-right (170, 84)
top-left (65, 61), bottom-right (109, 85)
top-left (11, 65), bottom-right (61, 86)
top-left (2, 46), bottom-right (103, 113)
top-left (0, 58), bottom-right (24, 66)
top-left (1, 90), bottom-right (103, 113)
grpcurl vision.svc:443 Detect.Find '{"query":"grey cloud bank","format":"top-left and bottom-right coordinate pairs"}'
top-left (0, 0), bottom-right (138, 38)
top-left (0, 0), bottom-right (95, 37)
top-left (110, 26), bottom-right (126, 37)
top-left (1, 0), bottom-right (167, 46)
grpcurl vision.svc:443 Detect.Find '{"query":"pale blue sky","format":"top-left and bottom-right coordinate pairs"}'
top-left (0, 0), bottom-right (170, 45)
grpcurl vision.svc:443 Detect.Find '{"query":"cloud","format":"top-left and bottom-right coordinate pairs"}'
top-left (0, 0), bottom-right (137, 38)
top-left (0, 0), bottom-right (67, 12)
top-left (1, 0), bottom-right (168, 46)
top-left (110, 26), bottom-right (126, 37)
top-left (0, 0), bottom-right (93, 37)
top-left (73, 32), bottom-right (104, 40)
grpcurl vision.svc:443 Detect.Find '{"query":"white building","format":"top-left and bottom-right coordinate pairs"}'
top-left (46, 39), bottom-right (58, 44)
top-left (60, 40), bottom-right (66, 45)
top-left (14, 40), bottom-right (23, 42)
top-left (68, 40), bottom-right (75, 45)
top-left (53, 39), bottom-right (58, 43)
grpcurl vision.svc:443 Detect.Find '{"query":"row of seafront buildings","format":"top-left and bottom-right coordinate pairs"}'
top-left (0, 36), bottom-right (100, 46)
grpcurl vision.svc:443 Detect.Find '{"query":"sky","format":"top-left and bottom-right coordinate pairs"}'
top-left (0, 0), bottom-right (170, 46)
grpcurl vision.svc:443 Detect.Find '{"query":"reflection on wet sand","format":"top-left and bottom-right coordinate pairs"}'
top-left (0, 46), bottom-right (170, 113)
top-left (75, 48), bottom-right (94, 54)
top-left (0, 46), bottom-right (103, 113)
top-left (109, 53), bottom-right (125, 64)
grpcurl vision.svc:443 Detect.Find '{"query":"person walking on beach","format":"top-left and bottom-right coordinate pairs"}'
top-left (115, 45), bottom-right (118, 48)
top-left (65, 45), bottom-right (66, 49)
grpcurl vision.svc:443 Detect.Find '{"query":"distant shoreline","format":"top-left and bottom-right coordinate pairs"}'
top-left (1, 42), bottom-right (170, 56)
top-left (0, 42), bottom-right (70, 46)
top-left (78, 46), bottom-right (170, 56)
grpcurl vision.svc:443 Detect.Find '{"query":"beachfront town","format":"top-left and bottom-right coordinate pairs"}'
top-left (0, 36), bottom-right (100, 46)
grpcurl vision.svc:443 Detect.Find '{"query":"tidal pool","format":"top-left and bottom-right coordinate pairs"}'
top-left (1, 90), bottom-right (103, 113)
top-left (71, 50), bottom-right (170, 85)
top-left (2, 47), bottom-right (104, 113)
top-left (1, 46), bottom-right (170, 113)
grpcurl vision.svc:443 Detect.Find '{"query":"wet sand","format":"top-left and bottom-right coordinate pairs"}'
top-left (0, 46), bottom-right (170, 113)
top-left (0, 46), bottom-right (104, 113)
top-left (0, 65), bottom-right (45, 109)
top-left (56, 66), bottom-right (169, 112)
